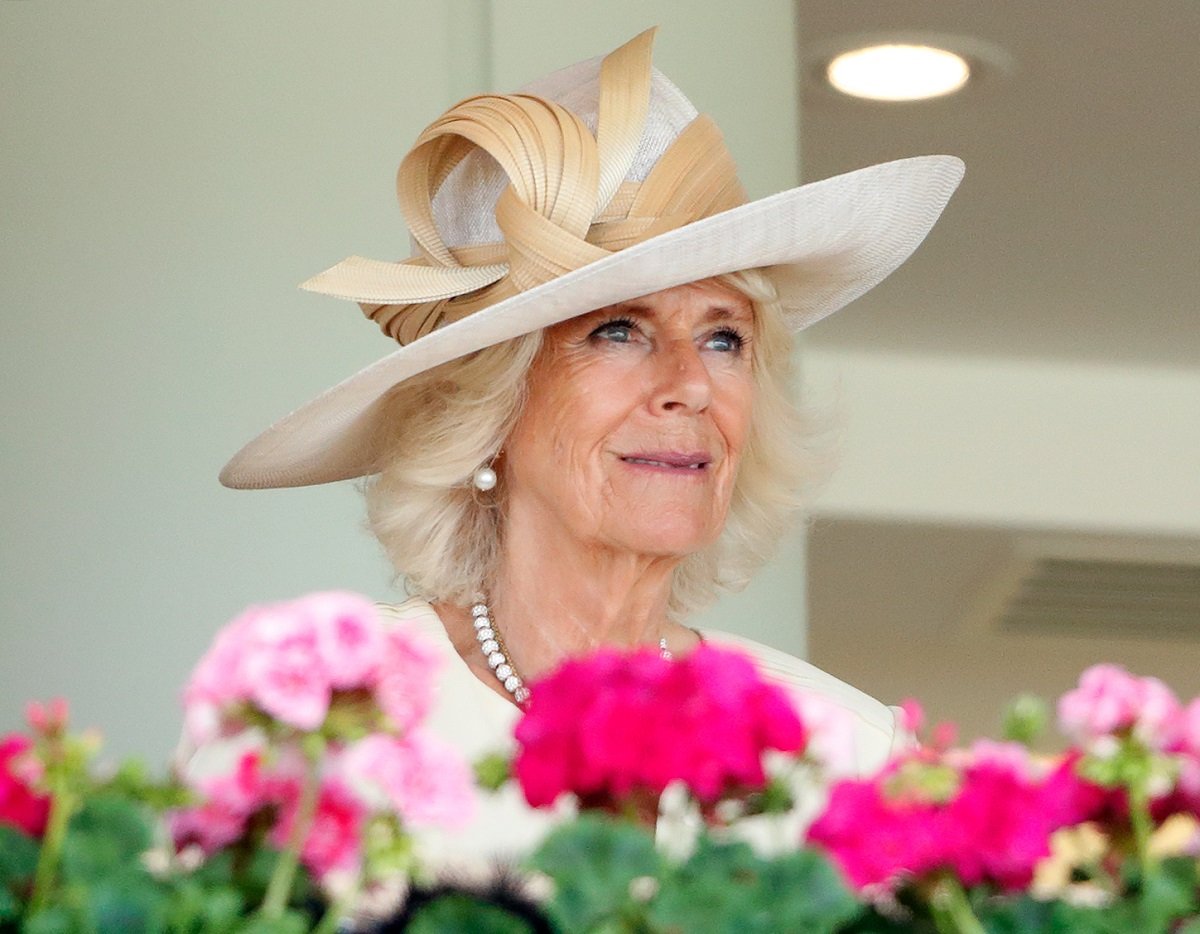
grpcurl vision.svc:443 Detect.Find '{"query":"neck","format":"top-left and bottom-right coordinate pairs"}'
top-left (485, 500), bottom-right (683, 680)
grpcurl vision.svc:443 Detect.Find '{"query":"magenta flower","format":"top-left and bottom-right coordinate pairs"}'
top-left (809, 742), bottom-right (1106, 893)
top-left (172, 747), bottom-right (369, 884)
top-left (513, 645), bottom-right (807, 810)
top-left (170, 749), bottom-right (289, 855)
top-left (0, 734), bottom-right (49, 838)
top-left (270, 777), bottom-right (366, 879)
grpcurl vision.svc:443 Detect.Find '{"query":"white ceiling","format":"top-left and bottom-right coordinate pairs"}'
top-left (797, 1), bottom-right (1200, 368)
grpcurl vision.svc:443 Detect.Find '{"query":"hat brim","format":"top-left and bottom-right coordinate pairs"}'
top-left (220, 154), bottom-right (964, 489)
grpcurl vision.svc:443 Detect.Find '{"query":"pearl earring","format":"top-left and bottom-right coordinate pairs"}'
top-left (472, 464), bottom-right (498, 491)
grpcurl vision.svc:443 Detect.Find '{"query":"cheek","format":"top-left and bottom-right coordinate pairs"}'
top-left (508, 356), bottom-right (634, 478)
top-left (715, 375), bottom-right (756, 462)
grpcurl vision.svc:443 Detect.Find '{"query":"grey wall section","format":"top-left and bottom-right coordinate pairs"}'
top-left (0, 1), bottom-right (805, 760)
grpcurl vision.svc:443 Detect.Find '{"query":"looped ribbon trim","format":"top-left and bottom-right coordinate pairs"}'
top-left (300, 27), bottom-right (747, 345)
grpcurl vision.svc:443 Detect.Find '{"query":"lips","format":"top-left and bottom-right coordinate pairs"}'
top-left (619, 451), bottom-right (711, 470)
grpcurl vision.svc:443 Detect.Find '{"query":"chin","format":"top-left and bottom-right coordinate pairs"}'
top-left (615, 520), bottom-right (721, 558)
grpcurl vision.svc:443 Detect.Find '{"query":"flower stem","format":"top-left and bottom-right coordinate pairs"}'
top-left (312, 884), bottom-right (356, 934)
top-left (1128, 774), bottom-right (1155, 885)
top-left (260, 742), bottom-right (323, 919)
top-left (28, 772), bottom-right (75, 915)
top-left (928, 875), bottom-right (985, 934)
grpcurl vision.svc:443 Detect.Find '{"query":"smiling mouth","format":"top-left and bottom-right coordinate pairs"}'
top-left (619, 454), bottom-right (711, 471)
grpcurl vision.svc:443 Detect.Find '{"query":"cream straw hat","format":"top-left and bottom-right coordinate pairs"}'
top-left (220, 28), bottom-right (963, 490)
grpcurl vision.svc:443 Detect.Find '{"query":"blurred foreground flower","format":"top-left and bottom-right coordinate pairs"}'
top-left (0, 733), bottom-right (50, 838)
top-left (513, 644), bottom-right (807, 816)
top-left (173, 592), bottom-right (475, 923)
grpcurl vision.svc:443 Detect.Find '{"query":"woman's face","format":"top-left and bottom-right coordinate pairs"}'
top-left (503, 278), bottom-right (756, 558)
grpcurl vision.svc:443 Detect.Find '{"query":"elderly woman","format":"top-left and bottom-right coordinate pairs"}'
top-left (221, 30), bottom-right (962, 860)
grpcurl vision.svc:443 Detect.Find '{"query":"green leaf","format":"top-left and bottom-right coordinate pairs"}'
top-left (649, 839), bottom-right (859, 934)
top-left (406, 894), bottom-right (537, 934)
top-left (527, 813), bottom-right (661, 931)
top-left (227, 911), bottom-right (311, 934)
top-left (59, 792), bottom-right (154, 883)
top-left (977, 895), bottom-right (1061, 933)
top-left (0, 824), bottom-right (39, 888)
top-left (474, 752), bottom-right (513, 793)
top-left (757, 849), bottom-right (862, 931)
top-left (0, 886), bottom-right (22, 925)
top-left (164, 876), bottom-right (247, 934)
top-left (20, 905), bottom-right (76, 934)
top-left (1137, 857), bottom-right (1199, 929)
top-left (83, 876), bottom-right (169, 934)
top-left (648, 835), bottom-right (758, 931)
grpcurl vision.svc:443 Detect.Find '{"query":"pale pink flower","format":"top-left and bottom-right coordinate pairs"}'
top-left (1058, 664), bottom-right (1182, 751)
top-left (339, 731), bottom-right (476, 830)
top-left (240, 604), bottom-right (331, 731)
top-left (25, 697), bottom-right (69, 737)
top-left (794, 692), bottom-right (859, 778)
top-left (1132, 676), bottom-right (1183, 749)
top-left (898, 698), bottom-right (925, 735)
top-left (1058, 664), bottom-right (1142, 742)
top-left (1180, 698), bottom-right (1200, 757)
top-left (373, 626), bottom-right (442, 734)
top-left (338, 734), bottom-right (400, 811)
top-left (961, 740), bottom-right (1037, 778)
top-left (182, 605), bottom-right (261, 742)
top-left (182, 700), bottom-right (223, 747)
top-left (308, 591), bottom-right (385, 689)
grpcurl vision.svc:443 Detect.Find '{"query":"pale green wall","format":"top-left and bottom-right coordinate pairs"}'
top-left (0, 1), bottom-right (804, 760)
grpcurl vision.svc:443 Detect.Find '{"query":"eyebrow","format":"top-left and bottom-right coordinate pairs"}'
top-left (609, 302), bottom-right (753, 323)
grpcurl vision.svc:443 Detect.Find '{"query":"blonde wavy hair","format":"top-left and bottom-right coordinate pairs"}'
top-left (362, 268), bottom-right (822, 619)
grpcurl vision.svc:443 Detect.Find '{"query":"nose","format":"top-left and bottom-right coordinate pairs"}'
top-left (649, 339), bottom-right (712, 414)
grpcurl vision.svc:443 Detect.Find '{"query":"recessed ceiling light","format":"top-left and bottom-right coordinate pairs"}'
top-left (826, 44), bottom-right (971, 102)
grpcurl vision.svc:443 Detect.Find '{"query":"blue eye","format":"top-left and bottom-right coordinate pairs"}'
top-left (590, 317), bottom-right (637, 343)
top-left (706, 328), bottom-right (745, 353)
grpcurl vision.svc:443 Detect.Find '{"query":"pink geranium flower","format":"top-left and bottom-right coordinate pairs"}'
top-left (1057, 664), bottom-right (1182, 752)
top-left (183, 591), bottom-right (442, 741)
top-left (808, 742), bottom-right (1107, 892)
top-left (513, 645), bottom-right (807, 810)
top-left (339, 731), bottom-right (476, 830)
top-left (269, 777), bottom-right (366, 879)
top-left (172, 747), bottom-right (369, 885)
top-left (240, 603), bottom-right (331, 732)
top-left (373, 626), bottom-right (442, 734)
top-left (308, 592), bottom-right (386, 690)
top-left (0, 734), bottom-right (50, 838)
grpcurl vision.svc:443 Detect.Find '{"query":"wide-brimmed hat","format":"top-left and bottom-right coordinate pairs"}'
top-left (220, 28), bottom-right (963, 490)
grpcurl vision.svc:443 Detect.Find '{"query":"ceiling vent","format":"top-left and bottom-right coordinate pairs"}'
top-left (962, 537), bottom-right (1200, 640)
top-left (996, 556), bottom-right (1200, 639)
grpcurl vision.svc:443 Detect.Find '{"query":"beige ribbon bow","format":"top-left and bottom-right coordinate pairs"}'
top-left (302, 28), bottom-right (747, 346)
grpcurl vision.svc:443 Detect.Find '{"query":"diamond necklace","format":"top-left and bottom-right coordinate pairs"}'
top-left (471, 600), bottom-right (672, 705)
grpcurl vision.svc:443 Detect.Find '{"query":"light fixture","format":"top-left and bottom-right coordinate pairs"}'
top-left (826, 44), bottom-right (971, 102)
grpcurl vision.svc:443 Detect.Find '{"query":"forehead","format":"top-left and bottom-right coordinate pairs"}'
top-left (576, 278), bottom-right (753, 325)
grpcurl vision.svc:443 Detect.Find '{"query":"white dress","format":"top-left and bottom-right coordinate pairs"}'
top-left (380, 597), bottom-right (904, 867)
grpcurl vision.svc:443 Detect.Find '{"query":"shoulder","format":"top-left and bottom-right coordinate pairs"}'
top-left (699, 628), bottom-right (903, 775)
top-left (374, 596), bottom-right (446, 638)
